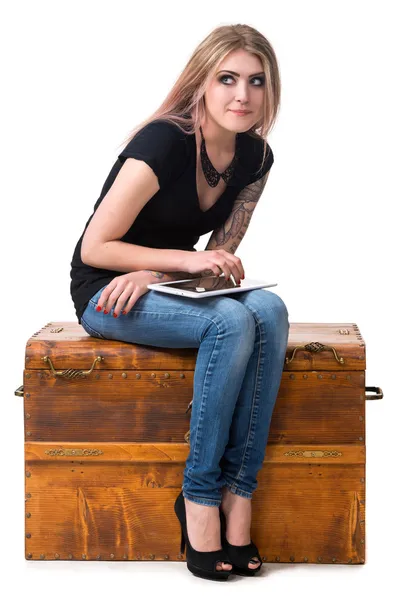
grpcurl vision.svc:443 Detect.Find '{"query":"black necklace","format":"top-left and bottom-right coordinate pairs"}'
top-left (199, 126), bottom-right (239, 187)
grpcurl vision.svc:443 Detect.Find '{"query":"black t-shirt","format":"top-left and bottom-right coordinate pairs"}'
top-left (69, 118), bottom-right (274, 323)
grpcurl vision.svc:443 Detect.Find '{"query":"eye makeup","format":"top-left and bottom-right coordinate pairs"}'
top-left (219, 74), bottom-right (265, 86)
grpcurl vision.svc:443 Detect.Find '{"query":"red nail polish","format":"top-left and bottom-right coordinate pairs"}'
top-left (104, 310), bottom-right (108, 314)
top-left (122, 310), bottom-right (127, 315)
top-left (113, 313), bottom-right (118, 318)
top-left (96, 306), bottom-right (101, 312)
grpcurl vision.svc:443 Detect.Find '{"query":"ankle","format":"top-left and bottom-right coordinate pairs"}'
top-left (221, 486), bottom-right (250, 515)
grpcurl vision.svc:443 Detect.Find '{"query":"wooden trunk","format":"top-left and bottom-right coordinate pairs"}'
top-left (16, 321), bottom-right (382, 564)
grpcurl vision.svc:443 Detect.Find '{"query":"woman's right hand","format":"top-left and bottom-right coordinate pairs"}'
top-left (183, 250), bottom-right (245, 282)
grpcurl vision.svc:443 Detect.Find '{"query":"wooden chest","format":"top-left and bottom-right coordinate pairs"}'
top-left (16, 321), bottom-right (382, 564)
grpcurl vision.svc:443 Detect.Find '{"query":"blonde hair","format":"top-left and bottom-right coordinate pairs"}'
top-left (118, 24), bottom-right (281, 173)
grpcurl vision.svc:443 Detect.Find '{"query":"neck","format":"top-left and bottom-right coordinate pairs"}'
top-left (200, 117), bottom-right (236, 154)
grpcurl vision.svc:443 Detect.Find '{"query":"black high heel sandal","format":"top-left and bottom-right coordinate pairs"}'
top-left (174, 491), bottom-right (234, 581)
top-left (219, 506), bottom-right (263, 576)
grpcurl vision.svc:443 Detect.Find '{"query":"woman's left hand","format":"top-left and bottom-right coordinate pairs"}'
top-left (95, 270), bottom-right (154, 317)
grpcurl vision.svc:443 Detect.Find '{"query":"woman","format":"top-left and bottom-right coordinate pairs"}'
top-left (70, 23), bottom-right (289, 581)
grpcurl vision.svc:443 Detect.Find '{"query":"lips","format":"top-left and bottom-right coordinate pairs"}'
top-left (231, 110), bottom-right (252, 115)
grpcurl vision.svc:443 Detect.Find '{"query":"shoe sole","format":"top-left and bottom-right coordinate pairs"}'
top-left (231, 565), bottom-right (262, 576)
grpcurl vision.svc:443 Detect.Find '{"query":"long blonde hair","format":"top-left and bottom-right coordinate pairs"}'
top-left (118, 24), bottom-right (281, 172)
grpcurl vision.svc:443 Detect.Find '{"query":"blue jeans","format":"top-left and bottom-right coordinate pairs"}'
top-left (80, 285), bottom-right (290, 507)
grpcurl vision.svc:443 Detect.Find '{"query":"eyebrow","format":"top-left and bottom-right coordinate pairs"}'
top-left (217, 70), bottom-right (265, 77)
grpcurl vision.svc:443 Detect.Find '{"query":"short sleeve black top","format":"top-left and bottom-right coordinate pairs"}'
top-left (69, 118), bottom-right (274, 323)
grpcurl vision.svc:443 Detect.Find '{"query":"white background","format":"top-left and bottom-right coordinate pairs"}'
top-left (2, 0), bottom-right (413, 597)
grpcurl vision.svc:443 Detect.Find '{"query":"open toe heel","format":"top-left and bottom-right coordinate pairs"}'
top-left (219, 507), bottom-right (263, 576)
top-left (174, 491), bottom-right (233, 581)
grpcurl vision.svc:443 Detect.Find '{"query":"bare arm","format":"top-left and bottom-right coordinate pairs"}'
top-left (83, 239), bottom-right (191, 273)
top-left (81, 158), bottom-right (196, 275)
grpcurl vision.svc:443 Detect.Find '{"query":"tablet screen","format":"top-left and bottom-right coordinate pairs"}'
top-left (161, 275), bottom-right (241, 293)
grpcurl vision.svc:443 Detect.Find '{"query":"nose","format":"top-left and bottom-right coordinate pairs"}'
top-left (234, 81), bottom-right (250, 103)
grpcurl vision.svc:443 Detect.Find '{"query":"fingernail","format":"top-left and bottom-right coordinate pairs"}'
top-left (96, 306), bottom-right (101, 312)
top-left (122, 310), bottom-right (127, 315)
top-left (113, 313), bottom-right (118, 318)
top-left (104, 310), bottom-right (108, 314)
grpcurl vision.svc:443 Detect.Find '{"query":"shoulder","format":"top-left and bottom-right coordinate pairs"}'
top-left (238, 132), bottom-right (274, 185)
top-left (118, 119), bottom-right (190, 188)
top-left (123, 119), bottom-right (188, 152)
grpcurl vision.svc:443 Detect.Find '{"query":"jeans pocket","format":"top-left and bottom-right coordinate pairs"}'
top-left (80, 316), bottom-right (106, 340)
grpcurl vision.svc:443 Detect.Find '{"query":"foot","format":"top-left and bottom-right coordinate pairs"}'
top-left (220, 487), bottom-right (261, 570)
top-left (184, 498), bottom-right (233, 572)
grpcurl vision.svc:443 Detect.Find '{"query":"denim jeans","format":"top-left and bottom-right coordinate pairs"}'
top-left (80, 284), bottom-right (290, 507)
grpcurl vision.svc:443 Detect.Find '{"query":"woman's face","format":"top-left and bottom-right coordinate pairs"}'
top-left (204, 48), bottom-right (266, 133)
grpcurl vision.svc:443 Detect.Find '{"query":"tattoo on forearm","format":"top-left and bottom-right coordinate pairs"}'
top-left (208, 171), bottom-right (269, 253)
top-left (141, 173), bottom-right (269, 282)
top-left (143, 270), bottom-right (166, 279)
top-left (143, 269), bottom-right (201, 280)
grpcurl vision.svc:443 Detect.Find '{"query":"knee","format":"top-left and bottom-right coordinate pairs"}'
top-left (271, 294), bottom-right (289, 324)
top-left (252, 291), bottom-right (290, 333)
top-left (213, 300), bottom-right (256, 345)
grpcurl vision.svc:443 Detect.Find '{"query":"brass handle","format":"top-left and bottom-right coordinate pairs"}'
top-left (44, 448), bottom-right (104, 456)
top-left (365, 386), bottom-right (383, 400)
top-left (285, 341), bottom-right (345, 365)
top-left (14, 385), bottom-right (24, 397)
top-left (42, 355), bottom-right (104, 379)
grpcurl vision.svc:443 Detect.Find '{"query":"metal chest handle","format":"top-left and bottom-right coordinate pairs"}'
top-left (42, 355), bottom-right (104, 378)
top-left (14, 355), bottom-right (105, 395)
top-left (285, 342), bottom-right (345, 365)
top-left (365, 386), bottom-right (384, 400)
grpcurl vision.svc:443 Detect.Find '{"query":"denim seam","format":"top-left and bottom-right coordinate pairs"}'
top-left (232, 306), bottom-right (264, 487)
top-left (188, 318), bottom-right (222, 481)
top-left (222, 477), bottom-right (253, 498)
top-left (182, 491), bottom-right (221, 506)
top-left (86, 299), bottom-right (225, 334)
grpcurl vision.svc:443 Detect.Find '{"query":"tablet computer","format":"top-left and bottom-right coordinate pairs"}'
top-left (147, 274), bottom-right (278, 298)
